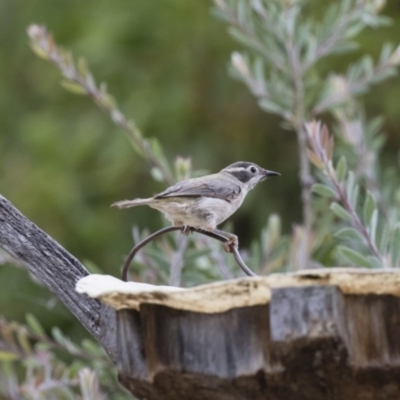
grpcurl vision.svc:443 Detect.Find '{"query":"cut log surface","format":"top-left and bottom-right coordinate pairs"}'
top-left (77, 269), bottom-right (400, 400)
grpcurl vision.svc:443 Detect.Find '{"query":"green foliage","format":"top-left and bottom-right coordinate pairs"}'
top-left (312, 184), bottom-right (336, 198)
top-left (0, 316), bottom-right (132, 399)
top-left (27, 25), bottom-right (174, 186)
top-left (215, 0), bottom-right (398, 119)
top-left (363, 191), bottom-right (377, 225)
top-left (330, 203), bottom-right (352, 222)
top-left (337, 245), bottom-right (371, 268)
top-left (214, 0), bottom-right (400, 270)
top-left (215, 0), bottom-right (400, 268)
top-left (306, 120), bottom-right (400, 268)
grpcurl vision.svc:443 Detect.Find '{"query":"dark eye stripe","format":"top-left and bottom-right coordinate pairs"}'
top-left (227, 170), bottom-right (252, 183)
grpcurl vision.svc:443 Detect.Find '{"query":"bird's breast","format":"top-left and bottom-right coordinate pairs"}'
top-left (149, 192), bottom-right (246, 229)
top-left (195, 196), bottom-right (244, 225)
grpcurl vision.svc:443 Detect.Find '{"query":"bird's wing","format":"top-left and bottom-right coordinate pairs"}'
top-left (155, 174), bottom-right (241, 201)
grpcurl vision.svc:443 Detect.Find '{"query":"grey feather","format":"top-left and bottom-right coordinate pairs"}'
top-left (112, 198), bottom-right (153, 208)
top-left (155, 174), bottom-right (241, 202)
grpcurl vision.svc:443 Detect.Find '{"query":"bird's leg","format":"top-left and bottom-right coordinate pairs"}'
top-left (212, 229), bottom-right (239, 253)
top-left (180, 225), bottom-right (193, 235)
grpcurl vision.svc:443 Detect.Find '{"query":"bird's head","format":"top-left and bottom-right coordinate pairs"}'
top-left (221, 161), bottom-right (280, 191)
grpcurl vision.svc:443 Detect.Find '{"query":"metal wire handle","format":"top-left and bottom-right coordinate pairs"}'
top-left (121, 226), bottom-right (257, 281)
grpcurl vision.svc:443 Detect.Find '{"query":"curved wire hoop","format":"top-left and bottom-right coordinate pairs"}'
top-left (121, 226), bottom-right (257, 281)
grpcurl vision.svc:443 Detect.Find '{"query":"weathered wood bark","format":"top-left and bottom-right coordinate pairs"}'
top-left (3, 193), bottom-right (400, 399)
top-left (0, 195), bottom-right (117, 363)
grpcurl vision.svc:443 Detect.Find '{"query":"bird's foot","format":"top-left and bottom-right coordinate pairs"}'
top-left (210, 228), bottom-right (239, 253)
top-left (223, 235), bottom-right (239, 253)
top-left (180, 225), bottom-right (193, 235)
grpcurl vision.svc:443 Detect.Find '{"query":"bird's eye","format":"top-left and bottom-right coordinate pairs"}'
top-left (250, 166), bottom-right (257, 173)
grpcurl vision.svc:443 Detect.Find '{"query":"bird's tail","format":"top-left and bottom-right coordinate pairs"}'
top-left (111, 198), bottom-right (154, 209)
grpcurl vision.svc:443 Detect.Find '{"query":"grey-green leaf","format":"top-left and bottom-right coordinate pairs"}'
top-left (26, 314), bottom-right (46, 338)
top-left (369, 209), bottom-right (378, 246)
top-left (336, 156), bottom-right (347, 182)
top-left (17, 331), bottom-right (32, 355)
top-left (391, 225), bottom-right (400, 267)
top-left (337, 246), bottom-right (371, 268)
top-left (367, 256), bottom-right (383, 269)
top-left (379, 224), bottom-right (390, 254)
top-left (150, 167), bottom-right (164, 182)
top-left (312, 184), bottom-right (336, 198)
top-left (52, 326), bottom-right (66, 345)
top-left (346, 171), bottom-right (355, 200)
top-left (363, 191), bottom-right (376, 225)
top-left (334, 227), bottom-right (365, 243)
top-left (351, 184), bottom-right (359, 208)
top-left (61, 80), bottom-right (86, 95)
top-left (330, 202), bottom-right (352, 222)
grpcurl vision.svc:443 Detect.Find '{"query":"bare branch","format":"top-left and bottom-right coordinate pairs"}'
top-left (27, 25), bottom-right (174, 185)
top-left (0, 194), bottom-right (116, 359)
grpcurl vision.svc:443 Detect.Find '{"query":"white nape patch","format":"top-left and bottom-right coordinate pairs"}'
top-left (223, 167), bottom-right (248, 173)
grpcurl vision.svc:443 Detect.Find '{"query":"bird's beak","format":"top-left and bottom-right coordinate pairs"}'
top-left (264, 169), bottom-right (280, 178)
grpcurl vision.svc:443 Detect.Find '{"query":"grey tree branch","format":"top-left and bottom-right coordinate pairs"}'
top-left (0, 194), bottom-right (115, 360)
top-left (27, 25), bottom-right (174, 186)
top-left (284, 8), bottom-right (313, 269)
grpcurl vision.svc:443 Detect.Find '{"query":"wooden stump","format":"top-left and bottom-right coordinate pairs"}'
top-left (77, 269), bottom-right (400, 400)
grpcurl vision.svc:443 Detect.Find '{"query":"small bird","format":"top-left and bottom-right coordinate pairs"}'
top-left (113, 161), bottom-right (279, 250)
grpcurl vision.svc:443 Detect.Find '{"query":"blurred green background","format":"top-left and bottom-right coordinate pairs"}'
top-left (0, 0), bottom-right (400, 337)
